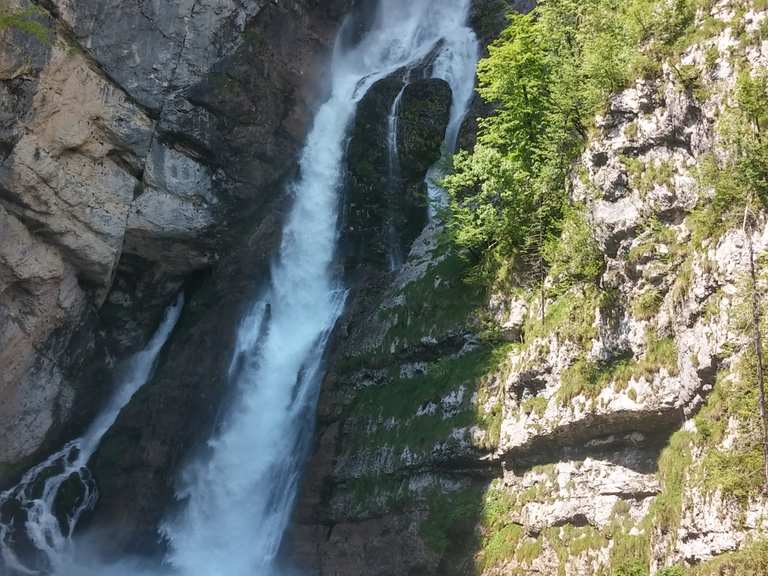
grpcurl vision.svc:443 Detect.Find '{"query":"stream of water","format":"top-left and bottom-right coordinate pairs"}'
top-left (162, 4), bottom-right (477, 575)
top-left (0, 296), bottom-right (184, 575)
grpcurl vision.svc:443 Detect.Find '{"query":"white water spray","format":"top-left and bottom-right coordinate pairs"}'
top-left (385, 82), bottom-right (407, 270)
top-left (161, 2), bottom-right (477, 576)
top-left (426, 9), bottom-right (479, 218)
top-left (0, 296), bottom-right (184, 575)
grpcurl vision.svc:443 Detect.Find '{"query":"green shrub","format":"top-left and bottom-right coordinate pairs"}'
top-left (614, 561), bottom-right (648, 576)
top-left (445, 0), bottom-right (712, 286)
top-left (544, 206), bottom-right (605, 290)
top-left (658, 567), bottom-right (686, 576)
top-left (632, 288), bottom-right (663, 320)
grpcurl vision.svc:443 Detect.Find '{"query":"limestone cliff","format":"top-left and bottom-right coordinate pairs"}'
top-left (290, 2), bottom-right (768, 575)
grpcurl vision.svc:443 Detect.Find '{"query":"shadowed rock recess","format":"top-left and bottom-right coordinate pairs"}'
top-left (2, 0), bottom-right (768, 575)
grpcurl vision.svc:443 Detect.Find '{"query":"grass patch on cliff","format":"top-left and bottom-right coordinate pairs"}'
top-left (633, 288), bottom-right (664, 320)
top-left (689, 540), bottom-right (768, 575)
top-left (546, 524), bottom-right (608, 575)
top-left (623, 156), bottom-right (676, 198)
top-left (522, 284), bottom-right (613, 349)
top-left (696, 356), bottom-right (768, 504)
top-left (557, 329), bottom-right (679, 404)
top-left (346, 343), bottom-right (513, 455)
top-left (378, 238), bottom-right (486, 353)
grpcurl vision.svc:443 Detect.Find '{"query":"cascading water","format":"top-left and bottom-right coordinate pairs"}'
top-left (426, 13), bottom-right (479, 218)
top-left (0, 2), bottom-right (478, 575)
top-left (161, 2), bottom-right (478, 575)
top-left (0, 296), bottom-right (184, 575)
top-left (385, 83), bottom-right (407, 270)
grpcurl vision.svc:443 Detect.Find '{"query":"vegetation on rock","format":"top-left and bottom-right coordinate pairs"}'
top-left (0, 6), bottom-right (49, 43)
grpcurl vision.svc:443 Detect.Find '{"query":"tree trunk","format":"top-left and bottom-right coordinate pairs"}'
top-left (744, 207), bottom-right (768, 491)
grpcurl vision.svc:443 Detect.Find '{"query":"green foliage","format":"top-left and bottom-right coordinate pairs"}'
top-left (543, 206), bottom-right (605, 290)
top-left (521, 395), bottom-right (548, 417)
top-left (445, 1), bottom-right (628, 283)
top-left (632, 288), bottom-right (663, 320)
top-left (478, 524), bottom-right (524, 571)
top-left (613, 560), bottom-right (648, 576)
top-left (688, 70), bottom-right (768, 245)
top-left (557, 329), bottom-right (678, 404)
top-left (698, 355), bottom-right (768, 503)
top-left (648, 430), bottom-right (693, 539)
top-left (523, 284), bottom-right (606, 348)
top-left (445, 0), bottom-right (709, 285)
top-left (0, 6), bottom-right (50, 43)
top-left (657, 567), bottom-right (686, 576)
top-left (624, 157), bottom-right (676, 197)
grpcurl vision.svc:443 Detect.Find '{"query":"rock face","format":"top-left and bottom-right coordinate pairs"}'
top-left (290, 1), bottom-right (768, 575)
top-left (0, 0), bottom-right (350, 495)
top-left (3, 0), bottom-right (768, 573)
top-left (342, 74), bottom-right (452, 273)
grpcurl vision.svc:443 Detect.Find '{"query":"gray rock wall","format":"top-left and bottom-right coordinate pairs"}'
top-left (0, 0), bottom-right (349, 487)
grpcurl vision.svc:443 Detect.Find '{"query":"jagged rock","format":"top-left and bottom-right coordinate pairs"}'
top-left (397, 79), bottom-right (452, 180)
top-left (124, 142), bottom-right (216, 273)
top-left (0, 40), bottom-right (154, 290)
top-left (0, 205), bottom-right (86, 479)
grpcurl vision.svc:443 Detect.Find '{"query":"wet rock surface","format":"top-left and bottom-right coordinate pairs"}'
top-left (342, 74), bottom-right (451, 274)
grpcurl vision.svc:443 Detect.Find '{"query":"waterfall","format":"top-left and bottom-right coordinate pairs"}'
top-left (0, 296), bottom-right (184, 575)
top-left (426, 10), bottom-right (479, 218)
top-left (0, 2), bottom-right (478, 575)
top-left (385, 83), bottom-right (407, 271)
top-left (161, 2), bottom-right (478, 575)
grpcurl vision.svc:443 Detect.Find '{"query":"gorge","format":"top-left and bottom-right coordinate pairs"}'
top-left (2, 0), bottom-right (768, 575)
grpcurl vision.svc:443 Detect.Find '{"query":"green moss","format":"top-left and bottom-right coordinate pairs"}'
top-left (347, 344), bottom-right (513, 456)
top-left (341, 474), bottom-right (412, 518)
top-left (0, 6), bottom-right (51, 44)
top-left (421, 488), bottom-right (485, 556)
top-left (378, 238), bottom-right (485, 354)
